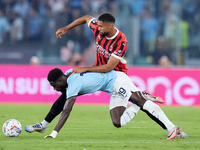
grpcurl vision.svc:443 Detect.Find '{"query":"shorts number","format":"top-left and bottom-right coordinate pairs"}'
top-left (118, 87), bottom-right (127, 97)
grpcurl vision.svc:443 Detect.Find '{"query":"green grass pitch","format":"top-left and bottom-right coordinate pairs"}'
top-left (0, 104), bottom-right (200, 150)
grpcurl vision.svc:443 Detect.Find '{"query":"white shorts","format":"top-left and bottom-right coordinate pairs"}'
top-left (109, 72), bottom-right (140, 110)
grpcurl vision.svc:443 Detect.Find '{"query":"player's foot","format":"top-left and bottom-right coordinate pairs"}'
top-left (142, 90), bottom-right (164, 103)
top-left (24, 123), bottom-right (46, 133)
top-left (167, 126), bottom-right (181, 139)
top-left (176, 131), bottom-right (188, 138)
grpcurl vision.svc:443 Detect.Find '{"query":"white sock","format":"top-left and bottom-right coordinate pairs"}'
top-left (41, 120), bottom-right (49, 128)
top-left (120, 104), bottom-right (140, 127)
top-left (143, 100), bottom-right (175, 131)
top-left (50, 130), bottom-right (58, 138)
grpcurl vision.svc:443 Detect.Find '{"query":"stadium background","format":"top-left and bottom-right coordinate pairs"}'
top-left (0, 0), bottom-right (200, 106)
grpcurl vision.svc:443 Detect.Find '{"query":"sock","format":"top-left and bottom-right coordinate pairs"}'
top-left (143, 100), bottom-right (175, 131)
top-left (41, 120), bottom-right (49, 128)
top-left (49, 130), bottom-right (58, 138)
top-left (44, 111), bottom-right (58, 123)
top-left (120, 104), bottom-right (140, 127)
top-left (44, 91), bottom-right (67, 123)
top-left (140, 108), bottom-right (167, 130)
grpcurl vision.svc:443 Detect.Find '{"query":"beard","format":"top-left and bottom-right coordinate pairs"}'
top-left (100, 32), bottom-right (109, 37)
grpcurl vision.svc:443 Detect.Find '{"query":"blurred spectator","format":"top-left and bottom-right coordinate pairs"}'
top-left (12, 0), bottom-right (30, 18)
top-left (30, 0), bottom-right (39, 10)
top-left (0, 0), bottom-right (199, 66)
top-left (3, 0), bottom-right (15, 16)
top-left (0, 9), bottom-right (9, 44)
top-left (81, 43), bottom-right (96, 66)
top-left (140, 6), bottom-right (158, 54)
top-left (158, 4), bottom-right (179, 49)
top-left (171, 0), bottom-right (182, 17)
top-left (81, 0), bottom-right (91, 15)
top-left (130, 0), bottom-right (146, 16)
top-left (29, 56), bottom-right (40, 65)
top-left (97, 0), bottom-right (109, 15)
top-left (178, 14), bottom-right (189, 50)
top-left (38, 0), bottom-right (49, 16)
top-left (70, 0), bottom-right (82, 8)
top-left (55, 2), bottom-right (72, 46)
top-left (107, 0), bottom-right (118, 16)
top-left (68, 53), bottom-right (82, 66)
top-left (60, 45), bottom-right (72, 64)
top-left (9, 12), bottom-right (24, 44)
top-left (151, 36), bottom-right (171, 65)
top-left (90, 0), bottom-right (109, 16)
top-left (158, 55), bottom-right (171, 68)
top-left (49, 0), bottom-right (66, 14)
top-left (25, 7), bottom-right (44, 41)
top-left (67, 7), bottom-right (88, 63)
top-left (42, 5), bottom-right (56, 45)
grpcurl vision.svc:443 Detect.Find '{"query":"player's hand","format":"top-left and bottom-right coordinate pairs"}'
top-left (56, 27), bottom-right (68, 38)
top-left (44, 135), bottom-right (55, 138)
top-left (72, 67), bottom-right (88, 74)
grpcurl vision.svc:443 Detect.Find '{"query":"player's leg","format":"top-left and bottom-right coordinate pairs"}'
top-left (109, 72), bottom-right (141, 128)
top-left (110, 106), bottom-right (126, 127)
top-left (129, 91), bottom-right (182, 139)
top-left (109, 97), bottom-right (141, 128)
top-left (127, 91), bottom-right (167, 130)
top-left (24, 91), bottom-right (67, 133)
top-left (44, 91), bottom-right (67, 123)
top-left (113, 72), bottom-right (186, 139)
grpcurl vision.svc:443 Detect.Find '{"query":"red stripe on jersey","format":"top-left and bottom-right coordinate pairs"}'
top-left (89, 18), bottom-right (128, 73)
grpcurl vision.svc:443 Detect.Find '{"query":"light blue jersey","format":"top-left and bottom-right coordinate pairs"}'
top-left (65, 69), bottom-right (116, 99)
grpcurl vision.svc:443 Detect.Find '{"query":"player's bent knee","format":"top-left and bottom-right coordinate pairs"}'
top-left (112, 120), bottom-right (121, 128)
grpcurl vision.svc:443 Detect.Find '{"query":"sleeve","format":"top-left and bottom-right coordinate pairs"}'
top-left (88, 18), bottom-right (99, 36)
top-left (112, 41), bottom-right (127, 58)
top-left (67, 84), bottom-right (82, 99)
top-left (64, 69), bottom-right (73, 75)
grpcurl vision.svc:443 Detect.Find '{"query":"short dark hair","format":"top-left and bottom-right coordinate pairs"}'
top-left (47, 68), bottom-right (64, 82)
top-left (98, 13), bottom-right (115, 23)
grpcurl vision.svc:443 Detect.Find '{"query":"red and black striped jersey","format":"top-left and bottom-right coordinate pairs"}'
top-left (88, 18), bottom-right (128, 73)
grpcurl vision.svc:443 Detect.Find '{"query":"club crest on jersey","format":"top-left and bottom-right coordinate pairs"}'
top-left (109, 45), bottom-right (113, 51)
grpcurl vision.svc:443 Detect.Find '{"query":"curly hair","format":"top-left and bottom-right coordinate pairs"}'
top-left (98, 13), bottom-right (115, 23)
top-left (47, 68), bottom-right (64, 82)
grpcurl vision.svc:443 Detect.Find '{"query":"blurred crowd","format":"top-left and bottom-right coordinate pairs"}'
top-left (0, 0), bottom-right (200, 67)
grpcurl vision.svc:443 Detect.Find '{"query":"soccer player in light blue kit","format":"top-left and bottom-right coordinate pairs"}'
top-left (25, 68), bottom-right (187, 139)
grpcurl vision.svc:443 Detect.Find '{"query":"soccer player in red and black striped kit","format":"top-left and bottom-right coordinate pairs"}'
top-left (25, 13), bottom-right (186, 137)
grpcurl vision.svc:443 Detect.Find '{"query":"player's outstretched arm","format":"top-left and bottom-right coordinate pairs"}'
top-left (56, 15), bottom-right (93, 38)
top-left (44, 96), bottom-right (77, 138)
top-left (72, 56), bottom-right (120, 73)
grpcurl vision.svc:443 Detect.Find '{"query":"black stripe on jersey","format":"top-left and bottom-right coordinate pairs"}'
top-left (90, 26), bottom-right (95, 32)
top-left (115, 64), bottom-right (123, 72)
top-left (95, 29), bottom-right (99, 37)
top-left (97, 51), bottom-right (104, 65)
top-left (119, 42), bottom-right (125, 52)
top-left (109, 38), bottom-right (116, 47)
top-left (95, 52), bottom-right (99, 66)
top-left (103, 40), bottom-right (109, 62)
top-left (121, 48), bottom-right (126, 57)
top-left (115, 36), bottom-right (122, 45)
top-left (103, 39), bottom-right (109, 48)
top-left (113, 36), bottom-right (122, 51)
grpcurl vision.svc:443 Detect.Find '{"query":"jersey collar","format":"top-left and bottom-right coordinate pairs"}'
top-left (105, 28), bottom-right (119, 40)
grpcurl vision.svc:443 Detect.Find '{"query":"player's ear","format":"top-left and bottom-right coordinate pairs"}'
top-left (107, 24), bottom-right (112, 29)
top-left (57, 77), bottom-right (63, 84)
top-left (109, 23), bottom-right (114, 29)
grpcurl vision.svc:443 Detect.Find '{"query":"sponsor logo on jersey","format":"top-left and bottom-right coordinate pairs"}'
top-left (96, 42), bottom-right (111, 58)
